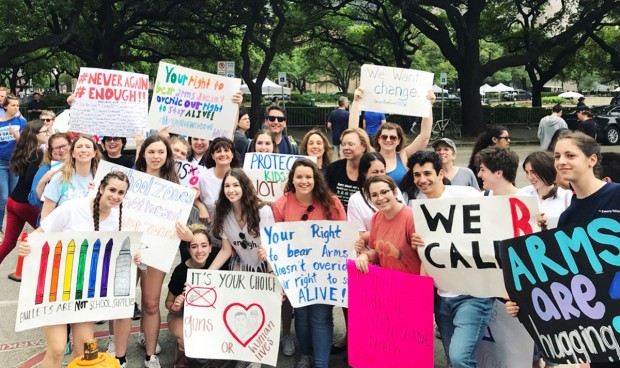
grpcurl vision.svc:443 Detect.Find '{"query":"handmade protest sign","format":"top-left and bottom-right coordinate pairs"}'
top-left (476, 300), bottom-right (534, 368)
top-left (499, 216), bottom-right (620, 364)
top-left (175, 160), bottom-right (204, 188)
top-left (70, 67), bottom-right (149, 136)
top-left (347, 261), bottom-right (434, 368)
top-left (183, 270), bottom-right (281, 366)
top-left (359, 64), bottom-right (433, 117)
top-left (16, 231), bottom-right (141, 331)
top-left (92, 161), bottom-right (196, 272)
top-left (411, 196), bottom-right (539, 297)
top-left (243, 153), bottom-right (315, 202)
top-left (261, 221), bottom-right (356, 308)
top-left (148, 62), bottom-right (241, 140)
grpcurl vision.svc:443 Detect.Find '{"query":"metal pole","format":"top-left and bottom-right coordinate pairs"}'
top-left (441, 86), bottom-right (445, 121)
top-left (282, 86), bottom-right (285, 109)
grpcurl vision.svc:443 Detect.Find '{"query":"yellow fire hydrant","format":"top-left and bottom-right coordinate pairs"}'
top-left (67, 339), bottom-right (120, 367)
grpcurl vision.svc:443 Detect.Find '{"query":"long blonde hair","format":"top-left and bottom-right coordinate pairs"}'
top-left (60, 135), bottom-right (101, 183)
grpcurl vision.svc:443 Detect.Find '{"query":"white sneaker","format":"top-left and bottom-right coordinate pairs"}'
top-left (107, 337), bottom-right (116, 356)
top-left (247, 363), bottom-right (262, 368)
top-left (281, 334), bottom-right (296, 357)
top-left (139, 333), bottom-right (162, 354)
top-left (144, 355), bottom-right (161, 368)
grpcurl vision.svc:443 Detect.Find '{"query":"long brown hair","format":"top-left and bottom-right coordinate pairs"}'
top-left (41, 133), bottom-right (71, 167)
top-left (284, 158), bottom-right (339, 220)
top-left (300, 128), bottom-right (332, 167)
top-left (60, 135), bottom-right (101, 183)
top-left (135, 135), bottom-right (179, 183)
top-left (92, 171), bottom-right (129, 231)
top-left (9, 120), bottom-right (44, 175)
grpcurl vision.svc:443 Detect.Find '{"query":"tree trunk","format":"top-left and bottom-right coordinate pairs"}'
top-left (458, 64), bottom-right (485, 136)
top-left (248, 86), bottom-right (264, 138)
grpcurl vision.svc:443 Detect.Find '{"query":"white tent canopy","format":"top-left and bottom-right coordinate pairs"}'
top-left (614, 87), bottom-right (620, 92)
top-left (479, 84), bottom-right (494, 94)
top-left (433, 84), bottom-right (446, 93)
top-left (240, 78), bottom-right (291, 96)
top-left (490, 83), bottom-right (515, 92)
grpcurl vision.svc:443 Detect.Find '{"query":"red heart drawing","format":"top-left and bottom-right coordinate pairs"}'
top-left (223, 303), bottom-right (265, 347)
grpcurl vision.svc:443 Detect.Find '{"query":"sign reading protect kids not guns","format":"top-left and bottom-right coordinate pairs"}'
top-left (359, 64), bottom-right (434, 118)
top-left (243, 153), bottom-right (316, 202)
top-left (16, 231), bottom-right (141, 331)
top-left (70, 67), bottom-right (149, 137)
top-left (347, 261), bottom-right (435, 368)
top-left (148, 62), bottom-right (241, 140)
top-left (411, 196), bottom-right (539, 298)
top-left (260, 221), bottom-right (356, 308)
top-left (92, 161), bottom-right (196, 273)
top-left (183, 270), bottom-right (282, 366)
top-left (499, 216), bottom-right (620, 364)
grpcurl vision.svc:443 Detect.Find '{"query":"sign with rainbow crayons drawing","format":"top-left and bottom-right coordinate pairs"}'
top-left (15, 231), bottom-right (141, 331)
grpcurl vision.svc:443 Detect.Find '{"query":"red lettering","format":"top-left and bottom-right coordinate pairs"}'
top-left (509, 197), bottom-right (533, 237)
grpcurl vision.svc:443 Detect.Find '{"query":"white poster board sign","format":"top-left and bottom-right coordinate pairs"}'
top-left (261, 220), bottom-right (357, 308)
top-left (148, 62), bottom-right (241, 140)
top-left (70, 67), bottom-right (149, 136)
top-left (175, 160), bottom-right (204, 188)
top-left (16, 231), bottom-right (141, 331)
top-left (411, 196), bottom-right (539, 297)
top-left (243, 153), bottom-right (315, 202)
top-left (184, 270), bottom-right (282, 366)
top-left (92, 161), bottom-right (196, 272)
top-left (359, 64), bottom-right (434, 117)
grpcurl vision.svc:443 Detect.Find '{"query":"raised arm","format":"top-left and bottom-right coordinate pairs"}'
top-left (348, 88), bottom-right (363, 129)
top-left (399, 90), bottom-right (436, 162)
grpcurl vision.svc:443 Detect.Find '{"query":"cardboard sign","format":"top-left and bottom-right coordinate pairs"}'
top-left (92, 161), bottom-right (196, 272)
top-left (347, 261), bottom-right (434, 368)
top-left (16, 232), bottom-right (141, 331)
top-left (499, 217), bottom-right (620, 364)
top-left (261, 221), bottom-right (357, 308)
top-left (183, 270), bottom-right (282, 366)
top-left (175, 160), bottom-right (204, 188)
top-left (148, 62), bottom-right (241, 140)
top-left (243, 153), bottom-right (315, 202)
top-left (359, 64), bottom-right (433, 117)
top-left (70, 67), bottom-right (149, 136)
top-left (411, 196), bottom-right (539, 297)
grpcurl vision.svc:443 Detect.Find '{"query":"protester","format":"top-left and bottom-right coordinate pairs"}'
top-left (326, 96), bottom-right (349, 157)
top-left (28, 133), bottom-right (71, 215)
top-left (0, 86), bottom-right (8, 118)
top-left (170, 136), bottom-right (190, 161)
top-left (537, 104), bottom-right (567, 150)
top-left (574, 106), bottom-right (597, 139)
top-left (0, 120), bottom-right (48, 264)
top-left (432, 138), bottom-right (479, 189)
top-left (362, 111), bottom-right (386, 141)
top-left (18, 171), bottom-right (137, 368)
top-left (299, 129), bottom-right (331, 173)
top-left (467, 125), bottom-right (511, 188)
top-left (39, 110), bottom-right (57, 135)
top-left (264, 106), bottom-right (298, 154)
top-left (187, 137), bottom-right (210, 166)
top-left (246, 130), bottom-right (277, 154)
top-left (100, 137), bottom-right (135, 168)
top-left (476, 147), bottom-right (520, 195)
top-left (234, 108), bottom-right (250, 162)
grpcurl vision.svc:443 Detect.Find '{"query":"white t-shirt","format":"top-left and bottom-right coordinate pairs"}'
top-left (221, 205), bottom-right (274, 272)
top-left (41, 197), bottom-right (121, 232)
top-left (516, 185), bottom-right (572, 229)
top-left (42, 171), bottom-right (93, 207)
top-left (198, 168), bottom-right (222, 219)
top-left (348, 188), bottom-right (404, 232)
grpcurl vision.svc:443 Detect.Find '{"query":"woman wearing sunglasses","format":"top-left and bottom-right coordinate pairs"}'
top-left (268, 158), bottom-right (346, 368)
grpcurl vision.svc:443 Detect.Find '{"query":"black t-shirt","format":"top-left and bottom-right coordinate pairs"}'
top-left (103, 152), bottom-right (135, 168)
top-left (27, 100), bottom-right (48, 120)
top-left (328, 108), bottom-right (349, 145)
top-left (169, 246), bottom-right (226, 296)
top-left (325, 159), bottom-right (362, 212)
top-left (11, 150), bottom-right (43, 203)
top-left (558, 183), bottom-right (620, 227)
top-left (575, 119), bottom-right (597, 139)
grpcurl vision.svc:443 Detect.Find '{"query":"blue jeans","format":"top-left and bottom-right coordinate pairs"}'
top-left (435, 295), bottom-right (494, 368)
top-left (294, 304), bottom-right (333, 368)
top-left (0, 159), bottom-right (18, 231)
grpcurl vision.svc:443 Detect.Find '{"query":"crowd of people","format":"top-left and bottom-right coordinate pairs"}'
top-left (0, 85), bottom-right (618, 368)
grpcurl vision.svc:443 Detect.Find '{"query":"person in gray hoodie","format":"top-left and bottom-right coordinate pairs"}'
top-left (537, 104), bottom-right (567, 150)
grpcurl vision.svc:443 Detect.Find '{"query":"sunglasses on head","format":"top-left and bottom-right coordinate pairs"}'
top-left (267, 116), bottom-right (286, 122)
top-left (239, 232), bottom-right (250, 249)
top-left (301, 205), bottom-right (315, 221)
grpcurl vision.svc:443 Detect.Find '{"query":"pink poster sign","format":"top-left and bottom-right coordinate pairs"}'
top-left (347, 261), bottom-right (434, 368)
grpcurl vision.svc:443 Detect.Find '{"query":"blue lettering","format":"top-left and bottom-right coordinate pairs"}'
top-left (526, 235), bottom-right (569, 283)
top-left (508, 247), bottom-right (536, 291)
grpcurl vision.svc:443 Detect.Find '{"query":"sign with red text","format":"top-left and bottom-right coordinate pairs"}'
top-left (261, 221), bottom-right (357, 308)
top-left (175, 160), bottom-right (204, 188)
top-left (243, 153), bottom-right (315, 202)
top-left (411, 196), bottom-right (539, 297)
top-left (91, 161), bottom-right (196, 272)
top-left (184, 270), bottom-right (281, 366)
top-left (347, 261), bottom-right (434, 368)
top-left (16, 232), bottom-right (141, 331)
top-left (148, 62), bottom-right (241, 140)
top-left (499, 217), bottom-right (620, 364)
top-left (70, 67), bottom-right (149, 136)
top-left (359, 64), bottom-right (433, 118)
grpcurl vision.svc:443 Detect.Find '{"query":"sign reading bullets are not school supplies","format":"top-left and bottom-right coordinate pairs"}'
top-left (359, 64), bottom-right (434, 118)
top-left (261, 221), bottom-right (357, 308)
top-left (148, 62), bottom-right (241, 140)
top-left (16, 232), bottom-right (141, 331)
top-left (411, 196), bottom-right (539, 297)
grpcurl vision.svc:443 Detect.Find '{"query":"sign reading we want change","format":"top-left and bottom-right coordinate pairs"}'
top-left (70, 67), bottom-right (149, 137)
top-left (411, 196), bottom-right (539, 297)
top-left (148, 62), bottom-right (241, 140)
top-left (347, 261), bottom-right (434, 368)
top-left (183, 270), bottom-right (282, 366)
top-left (92, 161), bottom-right (196, 272)
top-left (261, 221), bottom-right (357, 308)
top-left (500, 216), bottom-right (620, 364)
top-left (16, 232), bottom-right (141, 331)
top-left (359, 64), bottom-right (434, 117)
top-left (243, 153), bottom-right (315, 202)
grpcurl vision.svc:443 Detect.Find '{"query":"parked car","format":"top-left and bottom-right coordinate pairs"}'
top-left (502, 89), bottom-right (532, 101)
top-left (564, 105), bottom-right (620, 145)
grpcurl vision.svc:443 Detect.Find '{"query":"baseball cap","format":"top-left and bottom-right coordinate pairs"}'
top-left (432, 138), bottom-right (457, 153)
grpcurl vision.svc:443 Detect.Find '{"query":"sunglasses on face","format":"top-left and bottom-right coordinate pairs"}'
top-left (104, 137), bottom-right (122, 142)
top-left (301, 205), bottom-right (315, 221)
top-left (267, 116), bottom-right (286, 122)
top-left (498, 136), bottom-right (511, 141)
top-left (239, 232), bottom-right (250, 249)
top-left (380, 134), bottom-right (398, 141)
top-left (41, 118), bottom-right (54, 122)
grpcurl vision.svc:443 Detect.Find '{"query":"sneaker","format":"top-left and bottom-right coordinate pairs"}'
top-left (139, 333), bottom-right (162, 354)
top-left (247, 363), bottom-right (262, 368)
top-left (132, 302), bottom-right (142, 321)
top-left (280, 334), bottom-right (296, 357)
top-left (64, 341), bottom-right (72, 355)
top-left (115, 359), bottom-right (127, 368)
top-left (294, 355), bottom-right (312, 368)
top-left (144, 355), bottom-right (161, 368)
top-left (174, 345), bottom-right (188, 368)
top-left (107, 337), bottom-right (116, 356)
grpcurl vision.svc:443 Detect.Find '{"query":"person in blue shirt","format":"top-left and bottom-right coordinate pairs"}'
top-left (362, 111), bottom-right (386, 141)
top-left (264, 106), bottom-right (298, 155)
